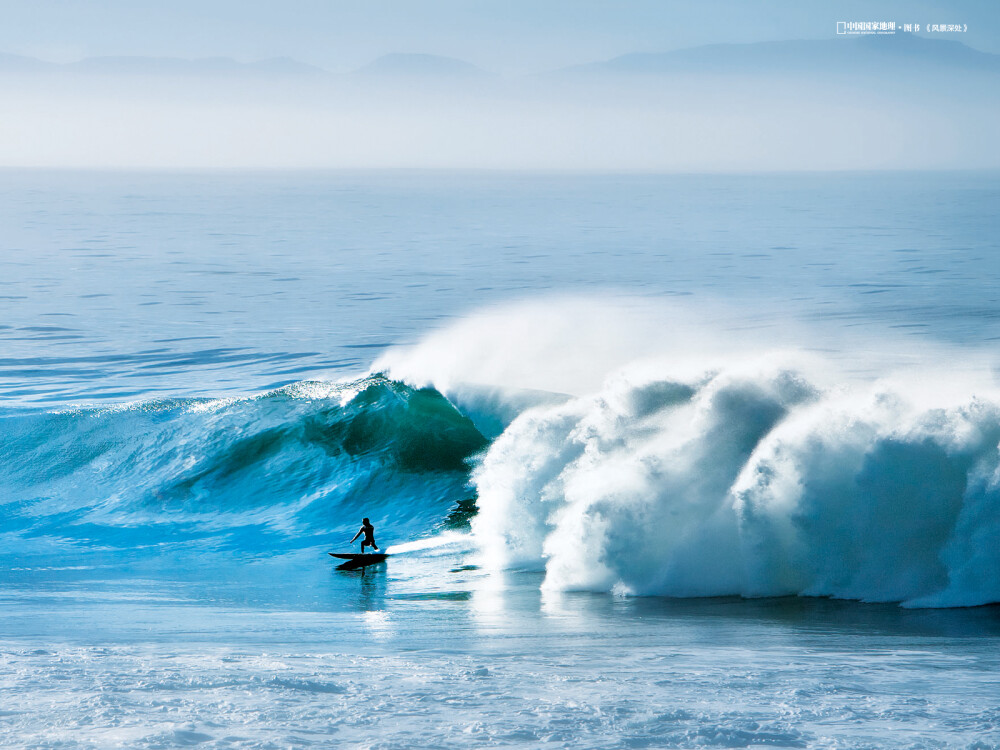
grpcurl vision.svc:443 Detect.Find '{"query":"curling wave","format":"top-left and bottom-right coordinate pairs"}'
top-left (0, 375), bottom-right (486, 558)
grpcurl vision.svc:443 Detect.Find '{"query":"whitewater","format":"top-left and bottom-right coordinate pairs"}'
top-left (2, 170), bottom-right (1000, 748)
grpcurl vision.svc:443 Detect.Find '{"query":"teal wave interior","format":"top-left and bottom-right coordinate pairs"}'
top-left (0, 375), bottom-right (487, 563)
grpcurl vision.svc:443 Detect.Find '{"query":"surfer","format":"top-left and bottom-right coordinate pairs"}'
top-left (350, 518), bottom-right (379, 553)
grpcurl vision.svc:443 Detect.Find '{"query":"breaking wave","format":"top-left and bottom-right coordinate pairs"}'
top-left (378, 299), bottom-right (1000, 608)
top-left (6, 297), bottom-right (1000, 608)
top-left (467, 360), bottom-right (1000, 608)
top-left (0, 375), bottom-right (486, 559)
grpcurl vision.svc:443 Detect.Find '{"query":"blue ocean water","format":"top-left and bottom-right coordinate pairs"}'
top-left (2, 169), bottom-right (1000, 748)
top-left (1, 169), bottom-right (997, 404)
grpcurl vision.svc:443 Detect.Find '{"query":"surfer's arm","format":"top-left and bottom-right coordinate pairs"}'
top-left (349, 528), bottom-right (363, 543)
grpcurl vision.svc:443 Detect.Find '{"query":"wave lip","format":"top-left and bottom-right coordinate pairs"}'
top-left (470, 359), bottom-right (1000, 608)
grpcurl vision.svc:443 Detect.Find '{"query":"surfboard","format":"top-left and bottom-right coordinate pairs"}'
top-left (329, 552), bottom-right (388, 570)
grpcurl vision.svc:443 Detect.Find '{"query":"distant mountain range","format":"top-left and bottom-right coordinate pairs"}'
top-left (354, 53), bottom-right (488, 77)
top-left (0, 53), bottom-right (327, 76)
top-left (0, 52), bottom-right (56, 72)
top-left (0, 52), bottom-right (484, 78)
top-left (566, 34), bottom-right (1000, 76)
top-left (1, 36), bottom-right (997, 80)
top-left (74, 55), bottom-right (328, 76)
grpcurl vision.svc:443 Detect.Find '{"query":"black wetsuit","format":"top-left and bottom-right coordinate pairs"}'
top-left (353, 523), bottom-right (378, 552)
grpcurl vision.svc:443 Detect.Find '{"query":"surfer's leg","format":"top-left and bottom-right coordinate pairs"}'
top-left (361, 542), bottom-right (369, 553)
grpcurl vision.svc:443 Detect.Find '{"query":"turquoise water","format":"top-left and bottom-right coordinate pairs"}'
top-left (2, 169), bottom-right (1000, 748)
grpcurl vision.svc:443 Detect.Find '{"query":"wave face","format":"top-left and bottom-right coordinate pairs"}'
top-left (470, 361), bottom-right (1000, 608)
top-left (0, 376), bottom-right (486, 559)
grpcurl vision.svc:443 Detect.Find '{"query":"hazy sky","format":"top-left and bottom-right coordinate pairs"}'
top-left (3, 0), bottom-right (999, 73)
top-left (2, 1), bottom-right (997, 170)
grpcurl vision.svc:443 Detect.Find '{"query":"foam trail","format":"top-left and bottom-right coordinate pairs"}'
top-left (386, 532), bottom-right (473, 555)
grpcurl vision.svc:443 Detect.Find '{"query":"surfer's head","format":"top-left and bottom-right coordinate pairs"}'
top-left (363, 517), bottom-right (370, 524)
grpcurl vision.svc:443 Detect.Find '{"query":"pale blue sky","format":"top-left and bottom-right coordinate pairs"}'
top-left (2, 0), bottom-right (999, 73)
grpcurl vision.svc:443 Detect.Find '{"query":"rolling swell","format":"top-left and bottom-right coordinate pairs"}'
top-left (0, 375), bottom-right (486, 558)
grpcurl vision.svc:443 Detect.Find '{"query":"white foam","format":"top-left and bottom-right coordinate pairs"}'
top-left (469, 359), bottom-right (1000, 606)
top-left (386, 532), bottom-right (473, 555)
top-left (380, 297), bottom-right (1000, 607)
